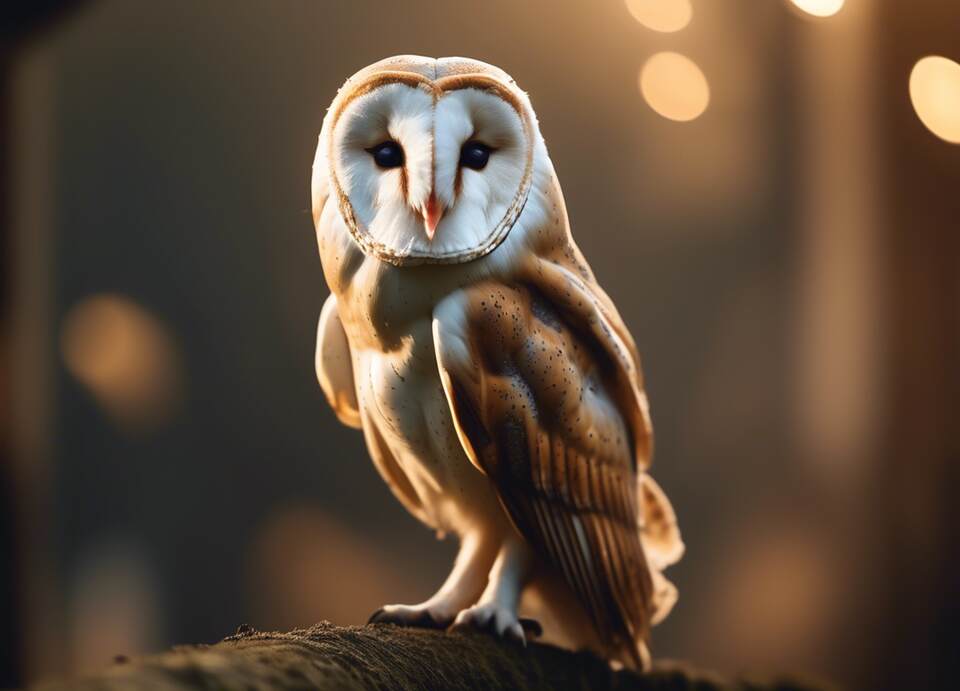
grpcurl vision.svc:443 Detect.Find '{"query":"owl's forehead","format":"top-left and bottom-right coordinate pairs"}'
top-left (330, 56), bottom-right (527, 128)
top-left (346, 55), bottom-right (516, 88)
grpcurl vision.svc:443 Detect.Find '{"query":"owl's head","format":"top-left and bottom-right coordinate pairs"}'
top-left (314, 55), bottom-right (541, 266)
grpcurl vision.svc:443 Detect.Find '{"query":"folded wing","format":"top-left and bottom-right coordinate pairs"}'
top-left (433, 273), bottom-right (657, 667)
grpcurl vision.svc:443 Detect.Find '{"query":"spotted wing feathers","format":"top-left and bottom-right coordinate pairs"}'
top-left (433, 279), bottom-right (655, 667)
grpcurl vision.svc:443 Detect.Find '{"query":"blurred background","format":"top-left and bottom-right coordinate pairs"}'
top-left (1, 1), bottom-right (957, 689)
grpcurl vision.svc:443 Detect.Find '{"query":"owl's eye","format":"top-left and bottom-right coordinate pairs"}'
top-left (459, 141), bottom-right (492, 170)
top-left (366, 141), bottom-right (404, 169)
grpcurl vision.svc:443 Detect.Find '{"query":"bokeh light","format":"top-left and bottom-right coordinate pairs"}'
top-left (639, 52), bottom-right (710, 122)
top-left (625, 0), bottom-right (692, 33)
top-left (909, 55), bottom-right (960, 144)
top-left (61, 294), bottom-right (181, 431)
top-left (247, 504), bottom-right (423, 629)
top-left (68, 539), bottom-right (161, 673)
top-left (703, 520), bottom-right (839, 672)
top-left (789, 0), bottom-right (845, 18)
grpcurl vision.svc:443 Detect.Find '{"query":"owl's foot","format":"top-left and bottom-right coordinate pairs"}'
top-left (368, 532), bottom-right (499, 630)
top-left (368, 604), bottom-right (453, 629)
top-left (450, 603), bottom-right (541, 644)
top-left (450, 536), bottom-right (537, 645)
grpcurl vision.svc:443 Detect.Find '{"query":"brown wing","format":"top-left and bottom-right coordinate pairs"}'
top-left (433, 278), bottom-right (653, 667)
top-left (518, 255), bottom-right (653, 472)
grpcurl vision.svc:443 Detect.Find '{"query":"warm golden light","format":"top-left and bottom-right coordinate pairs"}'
top-left (639, 52), bottom-right (710, 122)
top-left (910, 56), bottom-right (960, 144)
top-left (789, 0), bottom-right (845, 17)
top-left (61, 294), bottom-right (181, 430)
top-left (68, 540), bottom-right (160, 674)
top-left (246, 505), bottom-right (421, 628)
top-left (625, 0), bottom-right (692, 33)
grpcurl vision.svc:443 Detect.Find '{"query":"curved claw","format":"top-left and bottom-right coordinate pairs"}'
top-left (519, 617), bottom-right (543, 638)
top-left (505, 621), bottom-right (526, 647)
top-left (450, 604), bottom-right (539, 648)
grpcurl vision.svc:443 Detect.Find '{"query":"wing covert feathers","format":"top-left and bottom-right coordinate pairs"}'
top-left (434, 277), bottom-right (679, 668)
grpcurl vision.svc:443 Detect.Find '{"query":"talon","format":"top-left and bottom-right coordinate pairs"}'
top-left (450, 611), bottom-right (472, 632)
top-left (507, 622), bottom-right (526, 646)
top-left (519, 617), bottom-right (542, 638)
top-left (451, 603), bottom-right (528, 645)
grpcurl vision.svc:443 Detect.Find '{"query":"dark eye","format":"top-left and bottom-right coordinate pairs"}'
top-left (459, 140), bottom-right (492, 170)
top-left (366, 140), bottom-right (404, 169)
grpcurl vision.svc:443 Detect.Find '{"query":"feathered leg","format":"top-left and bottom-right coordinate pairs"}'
top-left (451, 536), bottom-right (538, 643)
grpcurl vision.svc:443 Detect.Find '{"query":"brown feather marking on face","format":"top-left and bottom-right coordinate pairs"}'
top-left (433, 75), bottom-right (529, 118)
top-left (453, 143), bottom-right (466, 200)
top-left (399, 163), bottom-right (409, 203)
top-left (430, 82), bottom-right (437, 213)
top-left (330, 72), bottom-right (436, 130)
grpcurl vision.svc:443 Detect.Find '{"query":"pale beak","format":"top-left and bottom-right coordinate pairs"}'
top-left (422, 193), bottom-right (444, 240)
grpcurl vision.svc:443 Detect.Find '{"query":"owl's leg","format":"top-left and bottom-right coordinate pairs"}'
top-left (450, 536), bottom-right (539, 644)
top-left (369, 531), bottom-right (496, 629)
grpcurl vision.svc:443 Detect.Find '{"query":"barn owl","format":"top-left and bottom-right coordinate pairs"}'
top-left (312, 55), bottom-right (682, 669)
